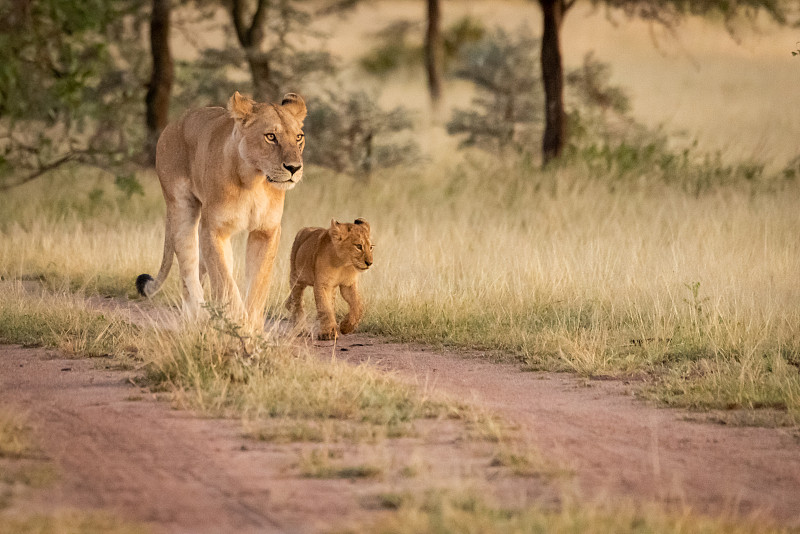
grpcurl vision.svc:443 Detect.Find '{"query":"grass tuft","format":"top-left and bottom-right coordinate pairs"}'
top-left (0, 411), bottom-right (31, 459)
top-left (141, 306), bottom-right (452, 435)
top-left (364, 490), bottom-right (789, 534)
top-left (298, 448), bottom-right (382, 479)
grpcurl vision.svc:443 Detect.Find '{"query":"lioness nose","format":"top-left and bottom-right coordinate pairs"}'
top-left (283, 163), bottom-right (302, 175)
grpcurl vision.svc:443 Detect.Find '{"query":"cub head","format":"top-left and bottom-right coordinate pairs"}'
top-left (329, 218), bottom-right (374, 271)
top-left (228, 91), bottom-right (307, 190)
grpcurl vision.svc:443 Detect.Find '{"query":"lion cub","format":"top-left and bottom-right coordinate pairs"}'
top-left (286, 218), bottom-right (374, 340)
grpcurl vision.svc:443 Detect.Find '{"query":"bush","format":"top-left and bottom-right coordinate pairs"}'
top-left (304, 90), bottom-right (419, 178)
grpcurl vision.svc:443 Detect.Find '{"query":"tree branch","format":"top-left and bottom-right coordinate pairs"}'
top-left (0, 153), bottom-right (76, 191)
top-left (0, 149), bottom-right (123, 192)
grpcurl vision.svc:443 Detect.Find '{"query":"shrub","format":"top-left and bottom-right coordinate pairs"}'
top-left (304, 89), bottom-right (419, 178)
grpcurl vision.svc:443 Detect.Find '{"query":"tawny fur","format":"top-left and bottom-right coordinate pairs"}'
top-left (286, 219), bottom-right (374, 340)
top-left (137, 91), bottom-right (307, 328)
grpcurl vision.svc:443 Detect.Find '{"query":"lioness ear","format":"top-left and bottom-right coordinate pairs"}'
top-left (228, 91), bottom-right (254, 122)
top-left (329, 218), bottom-right (343, 240)
top-left (354, 218), bottom-right (370, 233)
top-left (281, 93), bottom-right (307, 123)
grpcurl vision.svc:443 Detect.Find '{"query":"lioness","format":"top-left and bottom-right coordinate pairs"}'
top-left (286, 219), bottom-right (374, 340)
top-left (136, 91), bottom-right (306, 328)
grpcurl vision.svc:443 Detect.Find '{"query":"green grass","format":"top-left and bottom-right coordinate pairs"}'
top-left (363, 490), bottom-right (790, 534)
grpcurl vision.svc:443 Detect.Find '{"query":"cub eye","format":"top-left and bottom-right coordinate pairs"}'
top-left (296, 133), bottom-right (304, 143)
top-left (369, 245), bottom-right (374, 251)
top-left (354, 244), bottom-right (363, 251)
top-left (265, 133), bottom-right (276, 142)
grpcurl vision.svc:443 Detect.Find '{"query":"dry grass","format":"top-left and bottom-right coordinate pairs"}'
top-left (2, 150), bottom-right (799, 423)
top-left (0, 282), bottom-right (141, 359)
top-left (139, 305), bottom-right (455, 435)
top-left (0, 511), bottom-right (150, 534)
top-left (362, 489), bottom-right (791, 534)
top-left (0, 411), bottom-right (31, 460)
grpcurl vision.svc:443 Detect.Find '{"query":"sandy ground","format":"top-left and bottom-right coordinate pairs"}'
top-left (1, 299), bottom-right (799, 532)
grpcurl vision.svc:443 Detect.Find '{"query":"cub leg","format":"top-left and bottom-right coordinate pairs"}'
top-left (200, 220), bottom-right (245, 320)
top-left (244, 228), bottom-right (281, 330)
top-left (169, 195), bottom-right (205, 318)
top-left (339, 283), bottom-right (363, 335)
top-left (313, 284), bottom-right (338, 340)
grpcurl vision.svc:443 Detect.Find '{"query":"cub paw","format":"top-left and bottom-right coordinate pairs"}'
top-left (339, 319), bottom-right (358, 335)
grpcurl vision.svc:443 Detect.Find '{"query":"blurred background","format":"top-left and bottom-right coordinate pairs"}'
top-left (2, 0), bottom-right (799, 187)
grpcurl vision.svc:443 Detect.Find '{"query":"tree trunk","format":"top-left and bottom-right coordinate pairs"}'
top-left (145, 0), bottom-right (173, 166)
top-left (539, 0), bottom-right (566, 166)
top-left (424, 0), bottom-right (444, 116)
top-left (246, 52), bottom-right (277, 102)
top-left (230, 0), bottom-right (275, 102)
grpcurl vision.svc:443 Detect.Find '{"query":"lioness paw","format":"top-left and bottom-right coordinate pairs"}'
top-left (317, 328), bottom-right (338, 341)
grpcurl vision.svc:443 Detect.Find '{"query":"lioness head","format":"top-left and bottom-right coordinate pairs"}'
top-left (329, 218), bottom-right (374, 271)
top-left (228, 91), bottom-right (307, 191)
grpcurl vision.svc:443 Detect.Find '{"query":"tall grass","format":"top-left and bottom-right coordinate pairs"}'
top-left (1, 148), bottom-right (798, 420)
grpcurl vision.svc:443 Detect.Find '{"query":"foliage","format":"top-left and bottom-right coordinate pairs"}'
top-left (175, 1), bottom-right (335, 107)
top-left (360, 16), bottom-right (486, 76)
top-left (589, 0), bottom-right (794, 30)
top-left (446, 27), bottom-right (543, 154)
top-left (0, 0), bottom-right (147, 190)
top-left (304, 89), bottom-right (419, 177)
top-left (446, 27), bottom-right (634, 157)
top-left (359, 20), bottom-right (421, 75)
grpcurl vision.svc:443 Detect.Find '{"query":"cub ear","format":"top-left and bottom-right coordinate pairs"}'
top-left (228, 91), bottom-right (254, 123)
top-left (353, 218), bottom-right (370, 233)
top-left (281, 93), bottom-right (307, 123)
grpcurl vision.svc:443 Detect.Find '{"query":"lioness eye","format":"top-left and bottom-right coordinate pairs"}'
top-left (296, 133), bottom-right (304, 142)
top-left (265, 133), bottom-right (276, 142)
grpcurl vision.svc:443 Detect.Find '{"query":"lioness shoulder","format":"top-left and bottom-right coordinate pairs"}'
top-left (286, 218), bottom-right (374, 340)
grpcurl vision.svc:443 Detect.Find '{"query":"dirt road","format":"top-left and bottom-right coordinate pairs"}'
top-left (1, 324), bottom-right (799, 531)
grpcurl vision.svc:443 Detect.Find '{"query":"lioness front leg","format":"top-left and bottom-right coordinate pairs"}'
top-left (339, 283), bottom-right (363, 335)
top-left (313, 284), bottom-right (338, 340)
top-left (244, 227), bottom-right (281, 330)
top-left (200, 223), bottom-right (245, 319)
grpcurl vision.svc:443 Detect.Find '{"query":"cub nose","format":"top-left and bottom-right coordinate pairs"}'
top-left (283, 163), bottom-right (302, 176)
top-left (364, 259), bottom-right (372, 267)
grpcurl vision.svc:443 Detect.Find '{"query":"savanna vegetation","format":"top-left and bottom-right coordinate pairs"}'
top-left (1, 0), bottom-right (799, 531)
